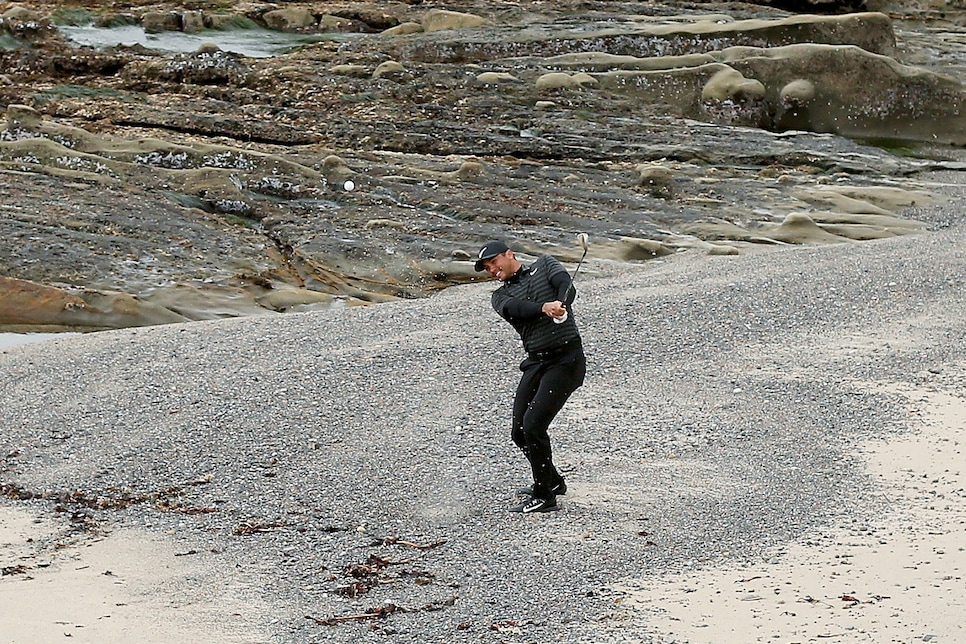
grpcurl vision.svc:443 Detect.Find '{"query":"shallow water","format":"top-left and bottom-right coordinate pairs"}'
top-left (894, 25), bottom-right (966, 77)
top-left (0, 332), bottom-right (77, 349)
top-left (58, 24), bottom-right (353, 58)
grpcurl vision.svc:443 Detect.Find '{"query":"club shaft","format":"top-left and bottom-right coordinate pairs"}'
top-left (562, 248), bottom-right (588, 303)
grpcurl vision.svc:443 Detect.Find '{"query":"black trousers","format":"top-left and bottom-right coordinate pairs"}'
top-left (511, 347), bottom-right (586, 498)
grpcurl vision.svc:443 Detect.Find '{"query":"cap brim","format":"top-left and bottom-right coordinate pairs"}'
top-left (475, 252), bottom-right (503, 271)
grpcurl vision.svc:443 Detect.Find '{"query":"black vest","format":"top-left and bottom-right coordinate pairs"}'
top-left (491, 255), bottom-right (580, 354)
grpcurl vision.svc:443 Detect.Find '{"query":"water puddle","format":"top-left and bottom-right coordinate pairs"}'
top-left (57, 24), bottom-right (354, 58)
top-left (0, 333), bottom-right (78, 349)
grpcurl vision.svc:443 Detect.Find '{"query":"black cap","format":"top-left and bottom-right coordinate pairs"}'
top-left (474, 240), bottom-right (510, 271)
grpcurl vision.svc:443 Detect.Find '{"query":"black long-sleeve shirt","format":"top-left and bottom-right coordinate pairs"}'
top-left (491, 255), bottom-right (581, 355)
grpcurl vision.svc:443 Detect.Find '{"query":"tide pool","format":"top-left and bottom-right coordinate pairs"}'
top-left (0, 333), bottom-right (78, 349)
top-left (58, 24), bottom-right (355, 58)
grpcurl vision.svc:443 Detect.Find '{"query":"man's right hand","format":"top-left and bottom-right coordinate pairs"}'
top-left (542, 301), bottom-right (566, 320)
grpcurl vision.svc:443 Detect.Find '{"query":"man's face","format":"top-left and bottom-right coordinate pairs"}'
top-left (482, 250), bottom-right (517, 281)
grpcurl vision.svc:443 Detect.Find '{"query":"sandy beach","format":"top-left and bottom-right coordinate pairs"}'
top-left (0, 511), bottom-right (260, 643)
top-left (2, 176), bottom-right (965, 643)
top-left (617, 386), bottom-right (965, 643)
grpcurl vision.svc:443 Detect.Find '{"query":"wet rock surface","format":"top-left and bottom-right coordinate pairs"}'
top-left (1, 0), bottom-right (965, 329)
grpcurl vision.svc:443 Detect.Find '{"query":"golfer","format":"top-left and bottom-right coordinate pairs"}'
top-left (475, 240), bottom-right (586, 513)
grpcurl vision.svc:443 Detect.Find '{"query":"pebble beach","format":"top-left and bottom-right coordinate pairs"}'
top-left (1, 173), bottom-right (964, 643)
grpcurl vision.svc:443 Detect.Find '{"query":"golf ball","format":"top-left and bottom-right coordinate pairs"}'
top-left (343, 180), bottom-right (355, 191)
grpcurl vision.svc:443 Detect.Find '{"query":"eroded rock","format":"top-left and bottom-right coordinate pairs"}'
top-left (376, 12), bottom-right (896, 63)
top-left (142, 11), bottom-right (182, 33)
top-left (122, 48), bottom-right (250, 85)
top-left (0, 276), bottom-right (188, 331)
top-left (637, 164), bottom-right (675, 198)
top-left (589, 42), bottom-right (966, 143)
top-left (262, 8), bottom-right (317, 31)
top-left (421, 9), bottom-right (488, 33)
top-left (722, 43), bottom-right (966, 143)
top-left (0, 1), bottom-right (961, 331)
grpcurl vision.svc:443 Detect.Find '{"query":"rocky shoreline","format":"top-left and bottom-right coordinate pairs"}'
top-left (2, 0), bottom-right (966, 331)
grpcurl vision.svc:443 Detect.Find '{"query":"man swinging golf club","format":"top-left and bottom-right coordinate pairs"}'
top-left (475, 236), bottom-right (588, 513)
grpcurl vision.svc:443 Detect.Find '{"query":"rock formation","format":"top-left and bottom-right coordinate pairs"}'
top-left (0, 1), bottom-right (963, 330)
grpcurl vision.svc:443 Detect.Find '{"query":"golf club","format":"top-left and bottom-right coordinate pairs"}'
top-left (553, 232), bottom-right (590, 324)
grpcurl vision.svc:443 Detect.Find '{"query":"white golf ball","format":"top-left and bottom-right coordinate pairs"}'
top-left (343, 180), bottom-right (355, 191)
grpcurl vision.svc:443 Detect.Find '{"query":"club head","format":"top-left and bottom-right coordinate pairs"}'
top-left (577, 232), bottom-right (589, 251)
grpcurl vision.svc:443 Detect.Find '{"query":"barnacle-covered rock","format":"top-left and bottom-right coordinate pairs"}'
top-left (122, 47), bottom-right (250, 85)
